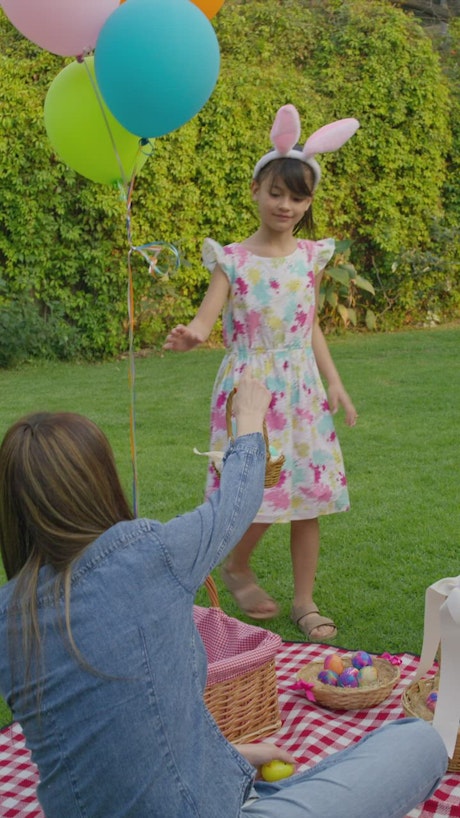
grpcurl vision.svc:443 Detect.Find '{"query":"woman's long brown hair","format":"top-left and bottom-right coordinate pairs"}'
top-left (0, 412), bottom-right (134, 699)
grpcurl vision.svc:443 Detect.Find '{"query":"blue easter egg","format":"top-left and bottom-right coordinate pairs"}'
top-left (426, 691), bottom-right (438, 712)
top-left (351, 651), bottom-right (373, 669)
top-left (318, 669), bottom-right (339, 686)
top-left (338, 668), bottom-right (360, 688)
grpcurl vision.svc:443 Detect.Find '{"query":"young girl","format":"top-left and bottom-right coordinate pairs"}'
top-left (164, 104), bottom-right (359, 641)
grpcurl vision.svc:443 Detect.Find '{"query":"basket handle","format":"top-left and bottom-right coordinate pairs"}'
top-left (204, 575), bottom-right (220, 608)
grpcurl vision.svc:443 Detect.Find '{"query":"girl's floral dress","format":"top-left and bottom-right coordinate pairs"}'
top-left (202, 237), bottom-right (350, 523)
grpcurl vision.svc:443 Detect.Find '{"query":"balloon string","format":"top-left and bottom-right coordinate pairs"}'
top-left (77, 57), bottom-right (161, 516)
top-left (127, 244), bottom-right (139, 517)
top-left (80, 55), bottom-right (130, 190)
top-left (122, 174), bottom-right (139, 516)
top-left (121, 175), bottom-right (180, 517)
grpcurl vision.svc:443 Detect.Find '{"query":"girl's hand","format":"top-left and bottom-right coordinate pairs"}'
top-left (234, 742), bottom-right (297, 776)
top-left (328, 382), bottom-right (358, 427)
top-left (163, 324), bottom-right (204, 351)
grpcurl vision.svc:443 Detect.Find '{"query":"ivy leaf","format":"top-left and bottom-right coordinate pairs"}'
top-left (337, 303), bottom-right (349, 326)
top-left (326, 290), bottom-right (338, 307)
top-left (353, 275), bottom-right (376, 295)
top-left (365, 309), bottom-right (377, 330)
top-left (326, 266), bottom-right (350, 285)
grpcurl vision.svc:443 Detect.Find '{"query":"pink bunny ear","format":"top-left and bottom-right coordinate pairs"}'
top-left (303, 118), bottom-right (360, 157)
top-left (270, 104), bottom-right (301, 154)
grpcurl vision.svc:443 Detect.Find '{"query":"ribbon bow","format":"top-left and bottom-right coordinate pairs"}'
top-left (380, 652), bottom-right (402, 666)
top-left (289, 679), bottom-right (316, 702)
top-left (413, 575), bottom-right (460, 758)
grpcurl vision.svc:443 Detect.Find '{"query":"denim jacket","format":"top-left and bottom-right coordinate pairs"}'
top-left (0, 433), bottom-right (266, 817)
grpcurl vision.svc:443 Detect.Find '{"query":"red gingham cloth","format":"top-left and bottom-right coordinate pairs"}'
top-left (1, 642), bottom-right (459, 818)
top-left (193, 605), bottom-right (282, 685)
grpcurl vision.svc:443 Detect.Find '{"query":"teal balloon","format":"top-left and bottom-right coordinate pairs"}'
top-left (44, 57), bottom-right (150, 185)
top-left (94, 0), bottom-right (220, 138)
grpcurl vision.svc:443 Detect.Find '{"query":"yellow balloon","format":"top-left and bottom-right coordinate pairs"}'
top-left (189, 0), bottom-right (225, 20)
top-left (44, 57), bottom-right (150, 185)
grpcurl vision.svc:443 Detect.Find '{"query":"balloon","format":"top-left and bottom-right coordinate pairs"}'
top-left (95, 0), bottom-right (220, 138)
top-left (1, 0), bottom-right (120, 57)
top-left (44, 58), bottom-right (149, 185)
top-left (190, 0), bottom-right (225, 19)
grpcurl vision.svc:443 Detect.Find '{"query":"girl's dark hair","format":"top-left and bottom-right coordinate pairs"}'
top-left (254, 149), bottom-right (315, 236)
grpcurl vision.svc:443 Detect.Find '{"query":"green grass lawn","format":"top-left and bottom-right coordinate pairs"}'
top-left (1, 326), bottom-right (459, 728)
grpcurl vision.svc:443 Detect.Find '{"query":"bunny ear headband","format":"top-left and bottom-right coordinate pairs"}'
top-left (253, 104), bottom-right (360, 190)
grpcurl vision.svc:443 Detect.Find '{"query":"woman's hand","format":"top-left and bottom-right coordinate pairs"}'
top-left (232, 368), bottom-right (271, 437)
top-left (234, 742), bottom-right (297, 776)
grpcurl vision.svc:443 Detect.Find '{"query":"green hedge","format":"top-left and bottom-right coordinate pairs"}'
top-left (0, 0), bottom-right (458, 364)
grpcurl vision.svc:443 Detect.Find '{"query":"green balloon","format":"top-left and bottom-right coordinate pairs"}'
top-left (44, 57), bottom-right (149, 185)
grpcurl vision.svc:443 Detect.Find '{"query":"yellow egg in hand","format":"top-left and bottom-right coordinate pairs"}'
top-left (261, 760), bottom-right (295, 782)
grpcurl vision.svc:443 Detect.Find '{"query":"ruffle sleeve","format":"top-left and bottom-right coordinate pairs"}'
top-left (313, 238), bottom-right (335, 276)
top-left (202, 238), bottom-right (235, 282)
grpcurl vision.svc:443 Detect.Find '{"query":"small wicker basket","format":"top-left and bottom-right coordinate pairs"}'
top-left (296, 655), bottom-right (400, 711)
top-left (213, 388), bottom-right (285, 489)
top-left (197, 576), bottom-right (282, 743)
top-left (402, 675), bottom-right (460, 773)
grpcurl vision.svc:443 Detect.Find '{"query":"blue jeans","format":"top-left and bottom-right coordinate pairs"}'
top-left (243, 719), bottom-right (447, 818)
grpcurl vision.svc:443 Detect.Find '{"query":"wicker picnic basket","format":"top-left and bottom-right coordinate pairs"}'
top-left (213, 388), bottom-right (285, 489)
top-left (402, 674), bottom-right (460, 773)
top-left (193, 575), bottom-right (283, 743)
top-left (296, 654), bottom-right (400, 711)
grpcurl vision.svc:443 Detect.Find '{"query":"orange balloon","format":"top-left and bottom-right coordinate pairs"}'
top-left (190, 0), bottom-right (225, 19)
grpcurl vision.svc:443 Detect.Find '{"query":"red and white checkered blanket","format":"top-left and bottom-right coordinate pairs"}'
top-left (1, 642), bottom-right (459, 818)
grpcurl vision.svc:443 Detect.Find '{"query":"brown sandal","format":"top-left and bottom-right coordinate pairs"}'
top-left (221, 565), bottom-right (279, 620)
top-left (291, 605), bottom-right (337, 642)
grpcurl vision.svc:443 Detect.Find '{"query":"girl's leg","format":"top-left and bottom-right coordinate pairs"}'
top-left (243, 719), bottom-right (448, 818)
top-left (290, 519), bottom-right (336, 640)
top-left (222, 523), bottom-right (278, 619)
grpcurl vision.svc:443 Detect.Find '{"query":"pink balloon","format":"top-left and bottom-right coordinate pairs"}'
top-left (1, 0), bottom-right (120, 57)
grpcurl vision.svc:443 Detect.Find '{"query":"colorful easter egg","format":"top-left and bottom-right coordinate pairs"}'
top-left (358, 665), bottom-right (378, 686)
top-left (324, 653), bottom-right (344, 675)
top-left (338, 667), bottom-right (360, 688)
top-left (426, 691), bottom-right (438, 712)
top-left (318, 669), bottom-right (339, 686)
top-left (351, 651), bottom-right (373, 669)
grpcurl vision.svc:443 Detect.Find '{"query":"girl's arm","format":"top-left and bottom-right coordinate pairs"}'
top-left (163, 265), bottom-right (230, 351)
top-left (312, 273), bottom-right (358, 427)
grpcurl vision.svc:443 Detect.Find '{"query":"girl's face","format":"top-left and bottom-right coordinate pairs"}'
top-left (251, 173), bottom-right (312, 235)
